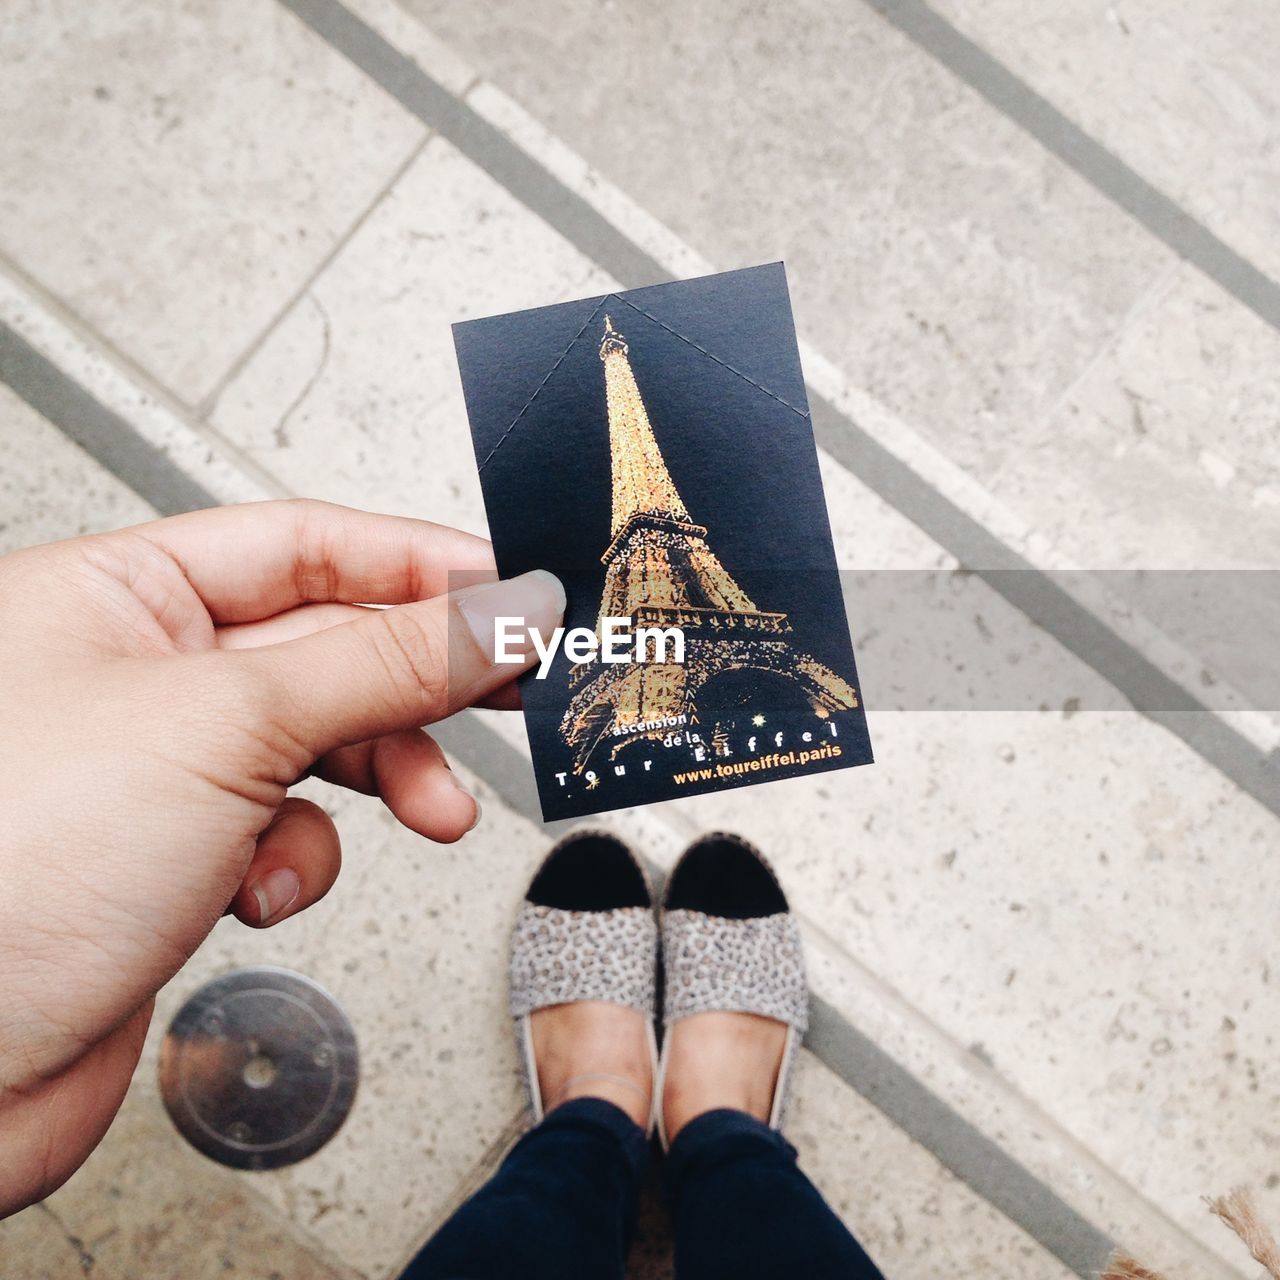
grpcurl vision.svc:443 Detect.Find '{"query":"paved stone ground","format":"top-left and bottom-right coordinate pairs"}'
top-left (1, 3), bottom-right (1277, 1278)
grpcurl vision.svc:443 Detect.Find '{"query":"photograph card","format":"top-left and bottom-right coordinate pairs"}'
top-left (453, 263), bottom-right (873, 821)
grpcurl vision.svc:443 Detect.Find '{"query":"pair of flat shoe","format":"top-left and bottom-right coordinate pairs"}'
top-left (509, 831), bottom-right (808, 1147)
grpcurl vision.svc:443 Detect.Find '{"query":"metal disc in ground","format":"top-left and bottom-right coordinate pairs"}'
top-left (159, 966), bottom-right (358, 1171)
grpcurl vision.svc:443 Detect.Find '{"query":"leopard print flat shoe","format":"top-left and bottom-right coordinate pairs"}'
top-left (656, 832), bottom-right (809, 1149)
top-left (509, 830), bottom-right (659, 1129)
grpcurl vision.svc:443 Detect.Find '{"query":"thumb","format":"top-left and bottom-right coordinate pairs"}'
top-left (246, 569), bottom-right (564, 757)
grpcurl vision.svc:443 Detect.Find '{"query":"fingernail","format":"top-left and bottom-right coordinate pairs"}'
top-left (457, 569), bottom-right (565, 662)
top-left (447, 773), bottom-right (482, 832)
top-left (251, 868), bottom-right (301, 925)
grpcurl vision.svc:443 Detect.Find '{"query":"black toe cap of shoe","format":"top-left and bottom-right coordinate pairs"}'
top-left (526, 830), bottom-right (651, 911)
top-left (664, 833), bottom-right (788, 919)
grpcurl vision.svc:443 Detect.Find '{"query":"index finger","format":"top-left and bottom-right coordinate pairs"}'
top-left (127, 499), bottom-right (497, 624)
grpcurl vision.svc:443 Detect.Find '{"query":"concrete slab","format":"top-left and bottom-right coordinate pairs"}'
top-left (1025, 262), bottom-right (1280, 567)
top-left (0, 1089), bottom-right (355, 1280)
top-left (390, 0), bottom-right (1280, 573)
top-left (928, 0), bottom-right (1280, 283)
top-left (398, 0), bottom-right (1178, 533)
top-left (0, 0), bottom-right (424, 403)
top-left (787, 1053), bottom-right (1080, 1279)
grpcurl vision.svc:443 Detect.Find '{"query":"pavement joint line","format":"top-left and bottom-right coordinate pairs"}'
top-left (195, 127), bottom-right (437, 420)
top-left (276, 0), bottom-right (669, 291)
top-left (0, 248), bottom-right (257, 481)
top-left (807, 992), bottom-right (1116, 1277)
top-left (1033, 258), bottom-right (1182, 436)
top-left (278, 0), bottom-right (1278, 818)
top-left (858, 0), bottom-right (1280, 336)
top-left (0, 321), bottom-right (219, 518)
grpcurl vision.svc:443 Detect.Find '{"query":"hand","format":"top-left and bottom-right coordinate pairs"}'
top-left (0, 499), bottom-right (564, 1215)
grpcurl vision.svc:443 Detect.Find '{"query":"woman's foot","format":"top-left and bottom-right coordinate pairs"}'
top-left (659, 833), bottom-right (809, 1147)
top-left (510, 831), bottom-right (658, 1131)
top-left (531, 1001), bottom-right (653, 1130)
top-left (661, 1010), bottom-right (787, 1142)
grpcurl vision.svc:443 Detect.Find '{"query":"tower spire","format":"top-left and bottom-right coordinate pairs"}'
top-left (600, 315), bottom-right (691, 537)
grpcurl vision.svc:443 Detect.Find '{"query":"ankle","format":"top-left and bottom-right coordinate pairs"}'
top-left (549, 1073), bottom-right (651, 1128)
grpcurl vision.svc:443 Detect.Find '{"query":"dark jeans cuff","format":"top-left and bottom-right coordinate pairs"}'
top-left (531, 1096), bottom-right (651, 1184)
top-left (663, 1107), bottom-right (796, 1194)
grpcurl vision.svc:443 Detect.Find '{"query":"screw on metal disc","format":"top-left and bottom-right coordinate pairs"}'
top-left (159, 966), bottom-right (358, 1171)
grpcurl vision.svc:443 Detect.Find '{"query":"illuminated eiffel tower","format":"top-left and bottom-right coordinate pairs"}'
top-left (562, 315), bottom-right (859, 770)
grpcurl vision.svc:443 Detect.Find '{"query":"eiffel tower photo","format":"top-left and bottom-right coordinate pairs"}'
top-left (562, 314), bottom-right (859, 771)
